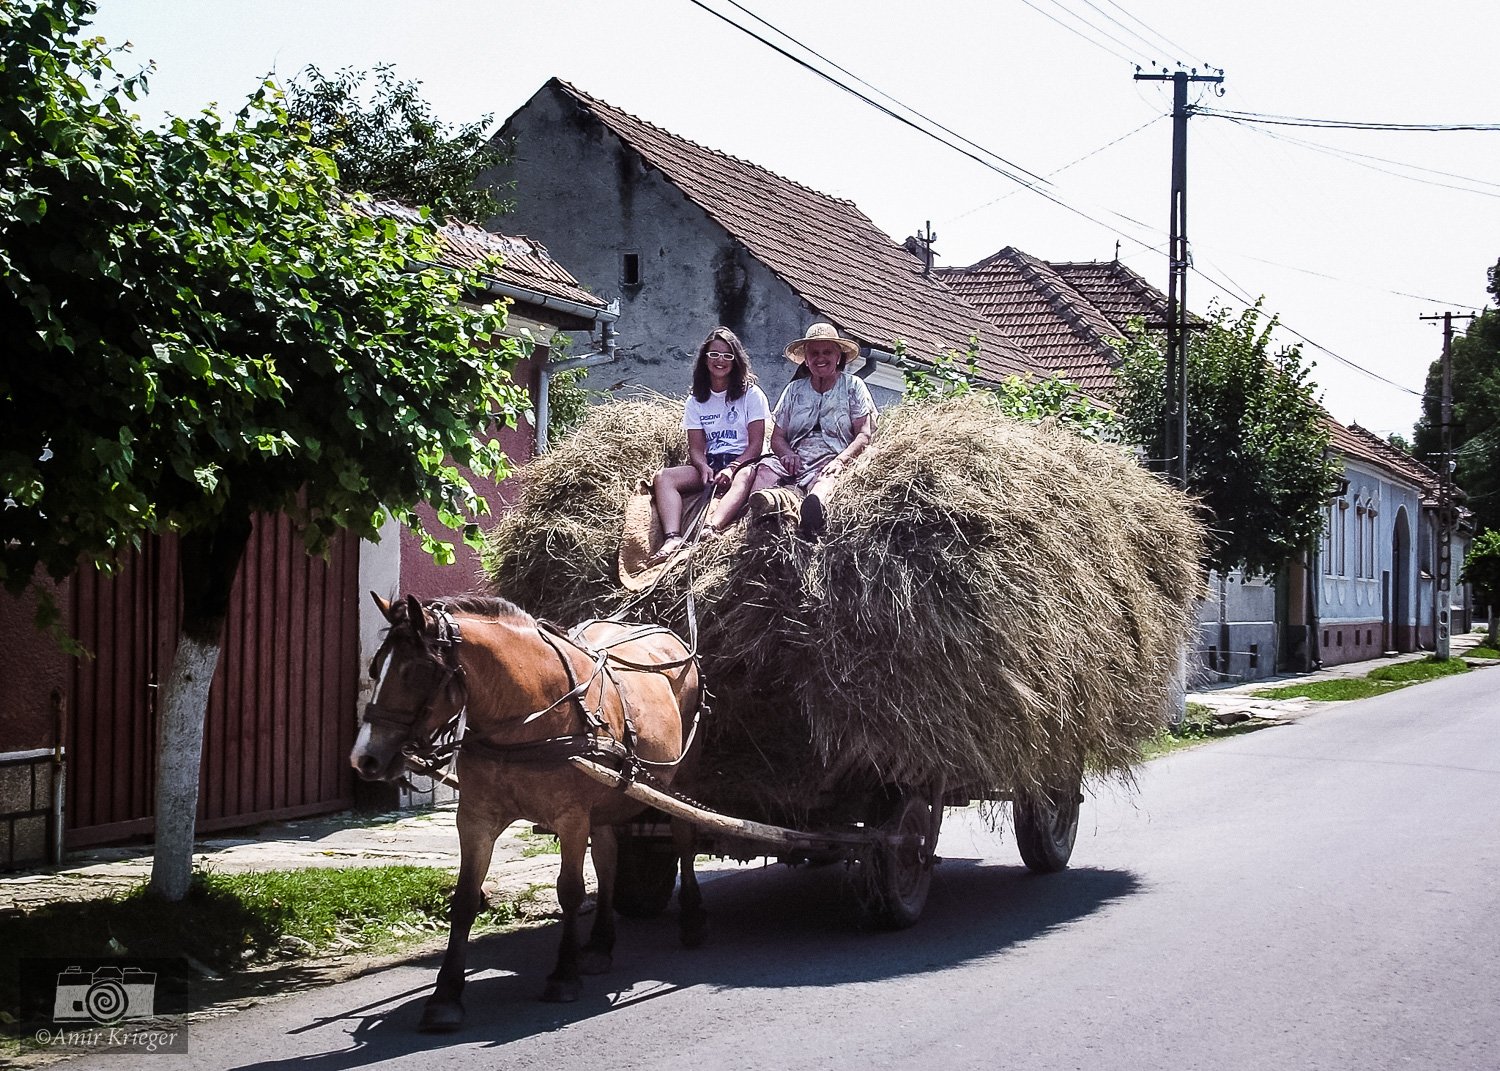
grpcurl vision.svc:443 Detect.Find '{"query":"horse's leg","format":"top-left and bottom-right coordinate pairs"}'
top-left (673, 818), bottom-right (707, 948)
top-left (420, 809), bottom-right (510, 1033)
top-left (541, 813), bottom-right (590, 1003)
top-left (579, 823), bottom-right (618, 975)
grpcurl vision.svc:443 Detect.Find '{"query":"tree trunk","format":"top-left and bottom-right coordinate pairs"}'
top-left (148, 515), bottom-right (252, 902)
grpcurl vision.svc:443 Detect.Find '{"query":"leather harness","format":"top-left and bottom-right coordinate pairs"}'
top-left (365, 605), bottom-right (701, 787)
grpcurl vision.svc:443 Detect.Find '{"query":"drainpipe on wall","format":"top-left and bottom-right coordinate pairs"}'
top-left (479, 280), bottom-right (620, 456)
top-left (536, 319), bottom-right (618, 454)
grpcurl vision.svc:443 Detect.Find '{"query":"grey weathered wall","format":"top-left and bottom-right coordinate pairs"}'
top-left (484, 84), bottom-right (818, 405)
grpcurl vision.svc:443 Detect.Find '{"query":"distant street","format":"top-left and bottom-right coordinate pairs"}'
top-left (65, 668), bottom-right (1500, 1071)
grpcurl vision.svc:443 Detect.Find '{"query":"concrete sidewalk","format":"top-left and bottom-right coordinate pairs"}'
top-left (3, 631), bottom-right (1493, 914)
top-left (1186, 629), bottom-right (1492, 725)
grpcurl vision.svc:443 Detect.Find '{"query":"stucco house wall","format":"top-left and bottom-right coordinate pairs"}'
top-left (1317, 459), bottom-right (1425, 664)
top-left (489, 89), bottom-right (816, 401)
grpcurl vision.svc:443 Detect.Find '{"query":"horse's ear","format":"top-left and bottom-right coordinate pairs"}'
top-left (404, 594), bottom-right (427, 638)
top-left (371, 592), bottom-right (394, 621)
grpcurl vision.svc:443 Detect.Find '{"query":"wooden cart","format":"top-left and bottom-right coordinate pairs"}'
top-left (575, 757), bottom-right (1084, 929)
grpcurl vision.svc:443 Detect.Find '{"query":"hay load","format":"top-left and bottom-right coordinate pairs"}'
top-left (484, 393), bottom-right (1206, 825)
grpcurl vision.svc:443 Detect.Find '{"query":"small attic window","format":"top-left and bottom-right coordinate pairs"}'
top-left (621, 252), bottom-right (642, 288)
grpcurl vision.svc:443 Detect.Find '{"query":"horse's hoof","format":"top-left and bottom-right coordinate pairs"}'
top-left (579, 950), bottom-right (613, 976)
top-left (418, 1000), bottom-right (465, 1033)
top-left (541, 978), bottom-right (581, 1003)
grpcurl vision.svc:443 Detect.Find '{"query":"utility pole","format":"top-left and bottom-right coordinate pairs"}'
top-left (1134, 65), bottom-right (1224, 490)
top-left (1419, 311), bottom-right (1476, 659)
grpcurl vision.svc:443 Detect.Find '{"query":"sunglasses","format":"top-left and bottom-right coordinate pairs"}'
top-left (705, 351), bottom-right (736, 361)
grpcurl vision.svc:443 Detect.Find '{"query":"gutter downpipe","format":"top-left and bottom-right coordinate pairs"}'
top-left (480, 279), bottom-right (619, 455)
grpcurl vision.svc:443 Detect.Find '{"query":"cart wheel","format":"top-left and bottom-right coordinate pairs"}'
top-left (613, 835), bottom-right (678, 918)
top-left (1013, 775), bottom-right (1081, 874)
top-left (865, 792), bottom-right (937, 930)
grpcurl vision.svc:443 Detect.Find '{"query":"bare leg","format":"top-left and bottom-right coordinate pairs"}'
top-left (652, 465), bottom-right (703, 537)
top-left (750, 461), bottom-right (781, 493)
top-left (707, 465), bottom-right (759, 529)
top-left (420, 808), bottom-right (511, 1032)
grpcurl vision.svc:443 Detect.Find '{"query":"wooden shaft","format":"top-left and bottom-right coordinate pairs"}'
top-left (568, 756), bottom-right (896, 851)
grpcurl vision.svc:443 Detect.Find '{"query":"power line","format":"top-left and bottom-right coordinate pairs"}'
top-left (686, 0), bottom-right (1164, 259)
top-left (1189, 262), bottom-right (1424, 396)
top-left (1096, 0), bottom-right (1198, 65)
top-left (943, 114), bottom-right (1165, 224)
top-left (1227, 119), bottom-right (1500, 198)
top-left (1015, 0), bottom-right (1141, 66)
top-left (1070, 0), bottom-right (1188, 67)
top-left (685, 0), bottom-right (1048, 187)
top-left (1195, 107), bottom-right (1500, 133)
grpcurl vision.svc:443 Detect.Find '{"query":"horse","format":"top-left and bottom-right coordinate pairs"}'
top-left (350, 592), bottom-right (705, 1032)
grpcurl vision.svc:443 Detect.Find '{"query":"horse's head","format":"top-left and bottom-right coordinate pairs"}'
top-left (350, 593), bottom-right (466, 782)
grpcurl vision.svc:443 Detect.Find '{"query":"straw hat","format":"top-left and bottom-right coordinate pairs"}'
top-left (784, 322), bottom-right (864, 373)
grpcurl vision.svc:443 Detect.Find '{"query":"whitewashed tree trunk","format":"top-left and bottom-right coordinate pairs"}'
top-left (149, 633), bottom-right (223, 902)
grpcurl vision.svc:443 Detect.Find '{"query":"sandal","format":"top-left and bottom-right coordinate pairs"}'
top-left (646, 533), bottom-right (685, 565)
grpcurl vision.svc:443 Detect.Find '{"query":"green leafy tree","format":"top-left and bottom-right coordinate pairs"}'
top-left (284, 63), bottom-right (510, 222)
top-left (1115, 301), bottom-right (1339, 575)
top-left (899, 337), bottom-right (1119, 441)
top-left (1461, 528), bottom-right (1500, 637)
top-left (1, 1), bottom-right (528, 899)
top-left (1413, 259), bottom-right (1500, 535)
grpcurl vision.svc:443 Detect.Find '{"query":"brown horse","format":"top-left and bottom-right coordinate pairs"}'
top-left (350, 593), bottom-right (704, 1032)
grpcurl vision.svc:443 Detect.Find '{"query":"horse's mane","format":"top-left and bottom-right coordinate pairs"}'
top-left (436, 594), bottom-right (534, 624)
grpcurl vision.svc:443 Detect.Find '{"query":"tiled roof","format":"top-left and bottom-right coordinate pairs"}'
top-left (1049, 260), bottom-right (1171, 329)
top-left (545, 79), bottom-right (1041, 381)
top-left (1330, 418), bottom-right (1442, 500)
top-left (943, 246), bottom-right (1440, 498)
top-left (935, 248), bottom-right (1128, 396)
top-left (361, 198), bottom-right (607, 311)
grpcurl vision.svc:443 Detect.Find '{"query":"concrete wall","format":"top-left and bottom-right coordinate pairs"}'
top-left (487, 84), bottom-right (820, 406)
top-left (1193, 571), bottom-right (1279, 683)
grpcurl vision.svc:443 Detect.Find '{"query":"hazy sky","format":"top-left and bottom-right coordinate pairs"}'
top-left (87, 0), bottom-right (1500, 440)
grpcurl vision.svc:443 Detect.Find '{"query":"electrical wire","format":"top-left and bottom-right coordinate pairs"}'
top-left (1228, 119), bottom-right (1500, 199)
top-left (943, 114), bottom-right (1165, 224)
top-left (686, 0), bottom-right (1472, 402)
top-left (1188, 262), bottom-right (1425, 396)
top-left (1095, 0), bottom-right (1198, 65)
top-left (1015, 0), bottom-right (1142, 66)
top-left (1194, 107), bottom-right (1500, 133)
top-left (685, 0), bottom-right (1048, 187)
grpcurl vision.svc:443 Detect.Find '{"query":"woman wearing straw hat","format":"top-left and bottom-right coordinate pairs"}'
top-left (751, 322), bottom-right (876, 538)
top-left (647, 326), bottom-right (771, 564)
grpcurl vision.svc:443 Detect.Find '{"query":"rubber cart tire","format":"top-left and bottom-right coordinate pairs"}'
top-left (865, 791), bottom-right (938, 929)
top-left (1013, 776), bottom-right (1081, 873)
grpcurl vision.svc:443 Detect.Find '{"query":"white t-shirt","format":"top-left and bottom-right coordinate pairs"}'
top-left (683, 385), bottom-right (771, 457)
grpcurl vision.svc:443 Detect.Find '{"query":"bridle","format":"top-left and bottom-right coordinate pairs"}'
top-left (363, 607), bottom-right (468, 770)
top-left (370, 602), bottom-right (702, 787)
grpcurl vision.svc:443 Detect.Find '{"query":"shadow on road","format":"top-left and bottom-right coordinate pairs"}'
top-left (228, 858), bottom-right (1139, 1069)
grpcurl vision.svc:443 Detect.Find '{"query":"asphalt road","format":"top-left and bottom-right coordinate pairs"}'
top-left (57, 668), bottom-right (1500, 1070)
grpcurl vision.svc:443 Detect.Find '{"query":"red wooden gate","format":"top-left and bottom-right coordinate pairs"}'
top-left (66, 516), bottom-right (360, 847)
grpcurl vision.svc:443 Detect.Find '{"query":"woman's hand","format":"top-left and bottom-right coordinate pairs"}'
top-left (779, 451), bottom-right (804, 477)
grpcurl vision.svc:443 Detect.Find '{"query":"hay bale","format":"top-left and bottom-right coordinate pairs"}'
top-left (483, 393), bottom-right (1206, 822)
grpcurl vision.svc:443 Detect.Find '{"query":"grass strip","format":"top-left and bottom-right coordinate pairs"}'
top-left (0, 865), bottom-right (516, 1037)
